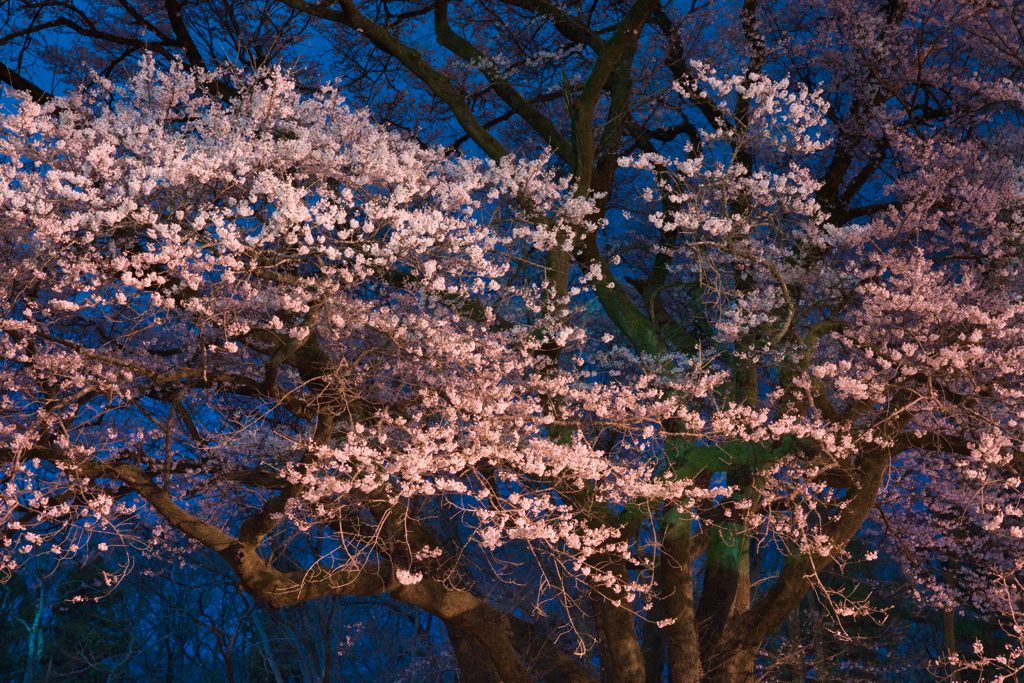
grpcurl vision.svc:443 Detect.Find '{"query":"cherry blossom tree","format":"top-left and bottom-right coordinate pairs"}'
top-left (0, 58), bottom-right (715, 683)
top-left (3, 0), bottom-right (1024, 682)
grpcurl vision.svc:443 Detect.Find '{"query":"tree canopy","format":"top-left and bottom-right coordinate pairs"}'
top-left (2, 1), bottom-right (1024, 681)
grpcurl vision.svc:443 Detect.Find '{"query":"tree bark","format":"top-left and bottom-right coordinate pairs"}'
top-left (729, 533), bottom-right (754, 683)
top-left (640, 597), bottom-right (667, 683)
top-left (696, 522), bottom-right (744, 663)
top-left (507, 616), bottom-right (598, 683)
top-left (394, 581), bottom-right (531, 683)
top-left (446, 622), bottom-right (503, 683)
top-left (662, 516), bottom-right (701, 683)
top-left (705, 644), bottom-right (761, 683)
top-left (592, 569), bottom-right (647, 683)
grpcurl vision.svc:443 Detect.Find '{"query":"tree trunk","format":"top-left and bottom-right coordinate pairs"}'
top-left (591, 565), bottom-right (647, 683)
top-left (394, 578), bottom-right (532, 683)
top-left (640, 595), bottom-right (667, 683)
top-left (696, 522), bottom-right (744, 663)
top-left (507, 616), bottom-right (598, 683)
top-left (662, 516), bottom-right (701, 683)
top-left (705, 645), bottom-right (761, 683)
top-left (446, 622), bottom-right (503, 683)
top-left (728, 533), bottom-right (754, 683)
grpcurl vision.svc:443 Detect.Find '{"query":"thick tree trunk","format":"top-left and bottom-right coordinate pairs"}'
top-left (591, 561), bottom-right (647, 683)
top-left (662, 516), bottom-right (701, 683)
top-left (446, 622), bottom-right (503, 683)
top-left (728, 533), bottom-right (754, 683)
top-left (640, 594), bottom-right (667, 683)
top-left (507, 616), bottom-right (599, 683)
top-left (449, 611), bottom-right (531, 683)
top-left (696, 523), bottom-right (744, 662)
top-left (705, 645), bottom-right (761, 683)
top-left (594, 595), bottom-right (647, 683)
top-left (394, 581), bottom-right (531, 683)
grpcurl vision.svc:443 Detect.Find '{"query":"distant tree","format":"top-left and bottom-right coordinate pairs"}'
top-left (41, 560), bottom-right (135, 682)
top-left (0, 570), bottom-right (40, 682)
top-left (0, 557), bottom-right (135, 683)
